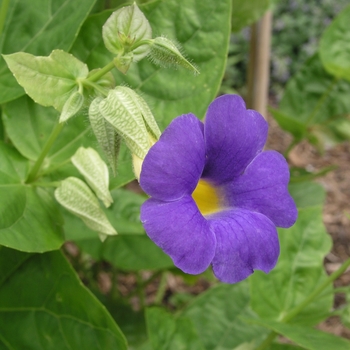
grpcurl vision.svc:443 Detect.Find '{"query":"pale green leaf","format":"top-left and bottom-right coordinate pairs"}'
top-left (0, 247), bottom-right (127, 349)
top-left (59, 91), bottom-right (84, 123)
top-left (0, 0), bottom-right (97, 104)
top-left (55, 177), bottom-right (116, 236)
top-left (71, 147), bottom-right (113, 207)
top-left (3, 50), bottom-right (88, 111)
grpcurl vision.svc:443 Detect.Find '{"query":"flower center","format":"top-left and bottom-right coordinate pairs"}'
top-left (192, 180), bottom-right (222, 216)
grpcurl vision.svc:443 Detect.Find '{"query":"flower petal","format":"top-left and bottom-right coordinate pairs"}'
top-left (203, 95), bottom-right (268, 184)
top-left (209, 209), bottom-right (279, 283)
top-left (140, 196), bottom-right (216, 274)
top-left (140, 114), bottom-right (205, 201)
top-left (226, 150), bottom-right (297, 228)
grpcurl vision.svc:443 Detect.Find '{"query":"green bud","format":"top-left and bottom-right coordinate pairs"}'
top-left (102, 4), bottom-right (152, 62)
top-left (97, 86), bottom-right (160, 159)
top-left (54, 177), bottom-right (117, 236)
top-left (71, 147), bottom-right (113, 208)
top-left (148, 37), bottom-right (199, 75)
top-left (59, 91), bottom-right (84, 123)
top-left (89, 97), bottom-right (121, 176)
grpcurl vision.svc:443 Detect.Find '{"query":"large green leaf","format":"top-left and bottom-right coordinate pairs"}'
top-left (288, 182), bottom-right (325, 209)
top-left (71, 0), bottom-right (232, 129)
top-left (250, 206), bottom-right (333, 326)
top-left (231, 0), bottom-right (270, 33)
top-left (249, 319), bottom-right (350, 350)
top-left (181, 282), bottom-right (267, 350)
top-left (271, 54), bottom-right (350, 141)
top-left (0, 247), bottom-right (127, 349)
top-left (0, 142), bottom-right (64, 252)
top-left (319, 4), bottom-right (350, 82)
top-left (146, 307), bottom-right (205, 350)
top-left (0, 0), bottom-right (97, 104)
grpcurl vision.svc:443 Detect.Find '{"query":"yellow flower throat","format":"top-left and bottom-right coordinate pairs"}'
top-left (192, 180), bottom-right (222, 215)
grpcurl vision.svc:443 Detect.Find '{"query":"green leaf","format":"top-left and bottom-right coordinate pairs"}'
top-left (0, 247), bottom-right (127, 349)
top-left (146, 307), bottom-right (205, 350)
top-left (319, 4), bottom-right (350, 81)
top-left (3, 50), bottom-right (88, 111)
top-left (54, 177), bottom-right (117, 237)
top-left (71, 0), bottom-right (232, 129)
top-left (249, 319), bottom-right (350, 350)
top-left (0, 0), bottom-right (97, 104)
top-left (72, 147), bottom-right (113, 207)
top-left (288, 182), bottom-right (326, 208)
top-left (250, 206), bottom-right (333, 326)
top-left (269, 107), bottom-right (306, 140)
top-left (231, 0), bottom-right (270, 33)
top-left (181, 282), bottom-right (267, 349)
top-left (102, 4), bottom-right (152, 61)
top-left (102, 235), bottom-right (173, 271)
top-left (59, 91), bottom-right (84, 122)
top-left (278, 54), bottom-right (350, 126)
top-left (0, 142), bottom-right (64, 252)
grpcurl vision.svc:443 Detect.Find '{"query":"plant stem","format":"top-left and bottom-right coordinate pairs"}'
top-left (87, 61), bottom-right (116, 82)
top-left (26, 122), bottom-right (64, 183)
top-left (0, 0), bottom-right (10, 39)
top-left (283, 138), bottom-right (298, 158)
top-left (255, 257), bottom-right (350, 350)
top-left (154, 272), bottom-right (168, 305)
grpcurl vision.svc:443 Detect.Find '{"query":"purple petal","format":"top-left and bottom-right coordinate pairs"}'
top-left (202, 95), bottom-right (268, 184)
top-left (140, 114), bottom-right (205, 201)
top-left (209, 209), bottom-right (279, 283)
top-left (225, 151), bottom-right (297, 228)
top-left (140, 196), bottom-right (216, 274)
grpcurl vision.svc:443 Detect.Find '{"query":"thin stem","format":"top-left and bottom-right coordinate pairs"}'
top-left (87, 61), bottom-right (116, 82)
top-left (283, 138), bottom-right (298, 158)
top-left (0, 0), bottom-right (10, 39)
top-left (154, 272), bottom-right (168, 305)
top-left (255, 257), bottom-right (350, 350)
top-left (26, 122), bottom-right (64, 183)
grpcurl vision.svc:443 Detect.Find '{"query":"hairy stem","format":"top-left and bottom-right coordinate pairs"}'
top-left (255, 257), bottom-right (350, 350)
top-left (26, 122), bottom-right (64, 183)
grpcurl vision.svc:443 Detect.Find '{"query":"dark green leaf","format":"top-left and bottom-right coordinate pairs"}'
top-left (0, 247), bottom-right (127, 349)
top-left (319, 4), bottom-right (350, 81)
top-left (250, 206), bottom-right (333, 326)
top-left (102, 235), bottom-right (173, 271)
top-left (182, 282), bottom-right (267, 349)
top-left (0, 0), bottom-right (97, 104)
top-left (0, 142), bottom-right (64, 252)
top-left (146, 307), bottom-right (205, 350)
top-left (248, 319), bottom-right (350, 350)
top-left (71, 0), bottom-right (232, 129)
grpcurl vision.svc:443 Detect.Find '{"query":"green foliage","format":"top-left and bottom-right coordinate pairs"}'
top-left (319, 4), bottom-right (350, 81)
top-left (0, 247), bottom-right (127, 349)
top-left (250, 205), bottom-right (333, 326)
top-left (0, 0), bottom-right (96, 104)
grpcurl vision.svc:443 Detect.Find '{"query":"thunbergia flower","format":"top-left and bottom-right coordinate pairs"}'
top-left (139, 94), bottom-right (297, 283)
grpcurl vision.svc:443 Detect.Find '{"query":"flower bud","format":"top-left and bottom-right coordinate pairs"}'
top-left (148, 37), bottom-right (199, 75)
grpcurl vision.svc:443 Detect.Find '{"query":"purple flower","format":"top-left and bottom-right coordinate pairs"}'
top-left (140, 95), bottom-right (297, 283)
